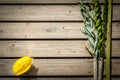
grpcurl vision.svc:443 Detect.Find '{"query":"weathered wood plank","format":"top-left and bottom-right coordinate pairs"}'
top-left (0, 78), bottom-right (92, 80)
top-left (112, 41), bottom-right (120, 57)
top-left (110, 79), bottom-right (120, 80)
top-left (0, 5), bottom-right (119, 21)
top-left (0, 41), bottom-right (119, 57)
top-left (113, 5), bottom-right (120, 21)
top-left (0, 0), bottom-right (119, 4)
top-left (0, 59), bottom-right (93, 75)
top-left (0, 22), bottom-right (119, 38)
top-left (0, 41), bottom-right (91, 57)
top-left (0, 78), bottom-right (93, 80)
top-left (112, 22), bottom-right (120, 38)
top-left (113, 0), bottom-right (120, 3)
top-left (0, 59), bottom-right (119, 75)
top-left (0, 23), bottom-right (85, 38)
top-left (0, 5), bottom-right (81, 21)
top-left (0, 78), bottom-right (119, 80)
top-left (112, 59), bottom-right (120, 75)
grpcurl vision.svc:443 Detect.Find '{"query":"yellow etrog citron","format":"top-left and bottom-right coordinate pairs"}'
top-left (13, 56), bottom-right (32, 75)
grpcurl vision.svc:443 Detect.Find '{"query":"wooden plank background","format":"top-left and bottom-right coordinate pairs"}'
top-left (0, 0), bottom-right (120, 80)
top-left (0, 22), bottom-right (119, 38)
top-left (0, 0), bottom-right (119, 4)
top-left (0, 78), bottom-right (120, 80)
top-left (0, 5), bottom-right (119, 21)
top-left (0, 41), bottom-right (119, 57)
top-left (0, 59), bottom-right (120, 75)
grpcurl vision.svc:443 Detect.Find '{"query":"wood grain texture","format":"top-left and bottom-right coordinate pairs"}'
top-left (0, 0), bottom-right (119, 4)
top-left (112, 59), bottom-right (120, 75)
top-left (0, 22), bottom-right (119, 38)
top-left (112, 22), bottom-right (120, 38)
top-left (0, 0), bottom-right (119, 79)
top-left (112, 41), bottom-right (120, 57)
top-left (0, 41), bottom-right (91, 57)
top-left (0, 59), bottom-right (93, 75)
top-left (0, 78), bottom-right (93, 80)
top-left (0, 23), bottom-right (85, 38)
top-left (0, 78), bottom-right (119, 80)
top-left (0, 41), bottom-right (119, 57)
top-left (0, 5), bottom-right (119, 21)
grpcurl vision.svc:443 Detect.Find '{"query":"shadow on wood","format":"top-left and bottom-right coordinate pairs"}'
top-left (20, 65), bottom-right (39, 80)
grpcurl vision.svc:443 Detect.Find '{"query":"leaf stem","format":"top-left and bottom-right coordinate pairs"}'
top-left (106, 0), bottom-right (112, 80)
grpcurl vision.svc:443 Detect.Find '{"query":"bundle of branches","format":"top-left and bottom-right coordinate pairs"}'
top-left (79, 0), bottom-right (112, 80)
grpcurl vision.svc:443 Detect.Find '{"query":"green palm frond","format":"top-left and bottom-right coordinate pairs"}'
top-left (79, 1), bottom-right (96, 57)
top-left (79, 0), bottom-right (109, 80)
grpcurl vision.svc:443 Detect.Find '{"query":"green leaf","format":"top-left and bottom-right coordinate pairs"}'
top-left (85, 47), bottom-right (93, 57)
top-left (94, 31), bottom-right (98, 58)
